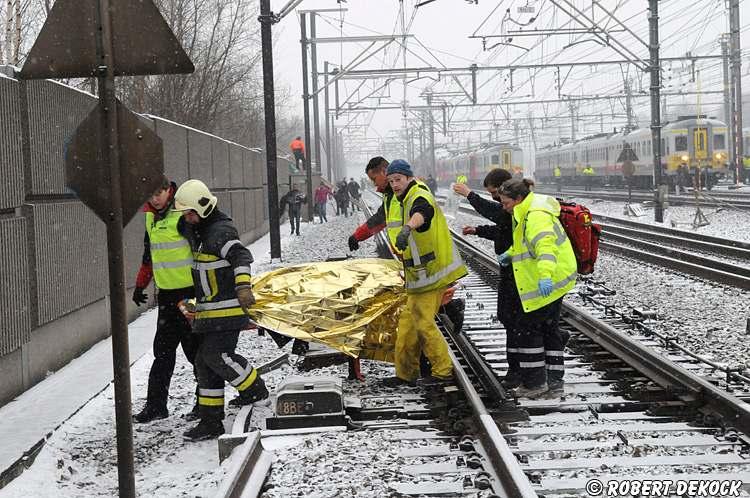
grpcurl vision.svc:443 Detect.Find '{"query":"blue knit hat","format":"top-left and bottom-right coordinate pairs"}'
top-left (386, 159), bottom-right (414, 177)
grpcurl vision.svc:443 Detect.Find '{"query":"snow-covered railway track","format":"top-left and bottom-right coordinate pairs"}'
top-left (532, 187), bottom-right (750, 210)
top-left (435, 192), bottom-right (750, 290)
top-left (452, 231), bottom-right (750, 496)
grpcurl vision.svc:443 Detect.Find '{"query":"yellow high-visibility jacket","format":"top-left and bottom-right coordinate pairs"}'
top-left (507, 192), bottom-right (577, 312)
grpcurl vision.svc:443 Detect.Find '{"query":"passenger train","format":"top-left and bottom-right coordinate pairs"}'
top-left (435, 143), bottom-right (524, 188)
top-left (535, 116), bottom-right (731, 189)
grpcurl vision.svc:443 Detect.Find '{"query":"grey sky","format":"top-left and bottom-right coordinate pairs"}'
top-left (270, 0), bottom-right (749, 165)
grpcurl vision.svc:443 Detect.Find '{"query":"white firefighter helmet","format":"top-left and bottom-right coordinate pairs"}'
top-left (174, 179), bottom-right (217, 218)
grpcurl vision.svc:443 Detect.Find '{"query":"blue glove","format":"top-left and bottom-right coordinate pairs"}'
top-left (538, 278), bottom-right (553, 297)
top-left (496, 252), bottom-right (511, 267)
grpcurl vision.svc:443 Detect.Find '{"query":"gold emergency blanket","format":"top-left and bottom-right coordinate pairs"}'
top-left (248, 258), bottom-right (405, 362)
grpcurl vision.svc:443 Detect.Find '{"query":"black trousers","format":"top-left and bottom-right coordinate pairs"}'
top-left (145, 289), bottom-right (201, 411)
top-left (195, 330), bottom-right (258, 420)
top-left (293, 150), bottom-right (305, 170)
top-left (497, 268), bottom-right (522, 382)
top-left (515, 297), bottom-right (565, 388)
top-left (289, 208), bottom-right (301, 234)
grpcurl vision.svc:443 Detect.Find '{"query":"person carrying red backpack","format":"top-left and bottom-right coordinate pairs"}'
top-left (496, 178), bottom-right (578, 399)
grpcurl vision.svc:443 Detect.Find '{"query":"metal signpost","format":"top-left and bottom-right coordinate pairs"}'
top-left (20, 0), bottom-right (193, 495)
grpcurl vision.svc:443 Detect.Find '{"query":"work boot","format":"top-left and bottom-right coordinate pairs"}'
top-left (292, 339), bottom-right (309, 356)
top-left (547, 380), bottom-right (565, 395)
top-left (500, 376), bottom-right (523, 390)
top-left (417, 375), bottom-right (453, 387)
top-left (229, 377), bottom-right (269, 407)
top-left (133, 405), bottom-right (168, 423)
top-left (183, 418), bottom-right (224, 441)
top-left (182, 402), bottom-right (200, 422)
top-left (380, 376), bottom-right (416, 388)
top-left (419, 354), bottom-right (432, 378)
top-left (442, 298), bottom-right (465, 333)
top-left (513, 383), bottom-right (549, 400)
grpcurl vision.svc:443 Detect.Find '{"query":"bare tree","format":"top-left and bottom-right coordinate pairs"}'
top-left (119, 0), bottom-right (266, 145)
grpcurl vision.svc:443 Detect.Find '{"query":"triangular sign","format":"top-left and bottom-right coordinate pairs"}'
top-left (617, 142), bottom-right (639, 163)
top-left (65, 100), bottom-right (165, 225)
top-left (21, 0), bottom-right (193, 79)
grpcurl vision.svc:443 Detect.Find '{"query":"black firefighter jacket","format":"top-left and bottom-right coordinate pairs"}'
top-left (186, 209), bottom-right (254, 334)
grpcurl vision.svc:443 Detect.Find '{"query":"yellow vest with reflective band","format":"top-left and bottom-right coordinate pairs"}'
top-left (508, 192), bottom-right (577, 313)
top-left (743, 157), bottom-right (750, 169)
top-left (399, 183), bottom-right (468, 294)
top-left (384, 180), bottom-right (429, 255)
top-left (146, 210), bottom-right (193, 290)
top-left (553, 166), bottom-right (561, 177)
top-left (582, 166), bottom-right (594, 176)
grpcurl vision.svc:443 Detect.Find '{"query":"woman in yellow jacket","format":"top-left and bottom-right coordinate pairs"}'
top-left (496, 179), bottom-right (577, 399)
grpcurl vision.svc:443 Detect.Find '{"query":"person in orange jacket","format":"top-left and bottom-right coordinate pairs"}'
top-left (290, 136), bottom-right (305, 171)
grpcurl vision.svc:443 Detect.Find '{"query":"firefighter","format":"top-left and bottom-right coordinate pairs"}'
top-left (386, 160), bottom-right (468, 385)
top-left (131, 177), bottom-right (201, 423)
top-left (452, 169), bottom-right (520, 388)
top-left (173, 179), bottom-right (268, 441)
top-left (290, 136), bottom-right (305, 171)
top-left (497, 178), bottom-right (577, 399)
top-left (582, 165), bottom-right (594, 191)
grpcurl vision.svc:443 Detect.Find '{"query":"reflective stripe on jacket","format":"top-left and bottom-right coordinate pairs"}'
top-left (189, 209), bottom-right (254, 333)
top-left (145, 210), bottom-right (193, 290)
top-left (400, 184), bottom-right (468, 294)
top-left (508, 192), bottom-right (577, 313)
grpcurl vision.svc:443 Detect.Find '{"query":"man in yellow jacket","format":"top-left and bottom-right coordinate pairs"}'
top-left (497, 178), bottom-right (577, 399)
top-left (385, 160), bottom-right (468, 386)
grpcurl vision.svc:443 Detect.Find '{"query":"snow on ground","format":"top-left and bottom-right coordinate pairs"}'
top-left (449, 200), bottom-right (750, 370)
top-left (561, 193), bottom-right (750, 243)
top-left (3, 204), bottom-right (388, 498)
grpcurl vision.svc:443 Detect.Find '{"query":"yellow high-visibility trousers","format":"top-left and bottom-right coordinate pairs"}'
top-left (395, 287), bottom-right (453, 381)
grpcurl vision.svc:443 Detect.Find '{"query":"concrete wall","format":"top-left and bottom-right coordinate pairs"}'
top-left (0, 70), bottom-right (269, 408)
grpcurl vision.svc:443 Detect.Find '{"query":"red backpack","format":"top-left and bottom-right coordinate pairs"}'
top-left (557, 200), bottom-right (601, 275)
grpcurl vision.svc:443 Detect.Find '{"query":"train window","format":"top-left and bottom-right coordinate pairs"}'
top-left (491, 154), bottom-right (499, 164)
top-left (675, 135), bottom-right (688, 151)
top-left (714, 134), bottom-right (725, 150)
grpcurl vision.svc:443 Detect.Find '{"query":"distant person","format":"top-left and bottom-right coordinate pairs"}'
top-left (335, 180), bottom-right (350, 217)
top-left (347, 178), bottom-right (361, 211)
top-left (174, 180), bottom-right (268, 441)
top-left (280, 185), bottom-right (306, 236)
top-left (289, 136), bottom-right (305, 171)
top-left (743, 156), bottom-right (750, 184)
top-left (553, 165), bottom-right (562, 193)
top-left (426, 174), bottom-right (438, 194)
top-left (314, 181), bottom-right (333, 223)
top-left (676, 163), bottom-right (689, 195)
top-left (582, 165), bottom-right (594, 191)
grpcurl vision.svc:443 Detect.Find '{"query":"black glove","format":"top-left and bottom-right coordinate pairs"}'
top-left (395, 225), bottom-right (412, 251)
top-left (348, 235), bottom-right (359, 251)
top-left (132, 287), bottom-right (147, 306)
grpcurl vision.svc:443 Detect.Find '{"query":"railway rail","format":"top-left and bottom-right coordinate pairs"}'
top-left (217, 191), bottom-right (750, 497)
top-left (436, 192), bottom-right (750, 290)
top-left (532, 186), bottom-right (750, 210)
top-left (450, 228), bottom-right (750, 496)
